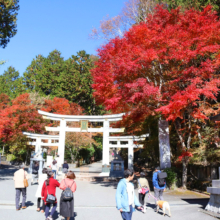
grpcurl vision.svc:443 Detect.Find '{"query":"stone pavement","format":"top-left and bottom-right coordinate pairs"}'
top-left (0, 163), bottom-right (216, 220)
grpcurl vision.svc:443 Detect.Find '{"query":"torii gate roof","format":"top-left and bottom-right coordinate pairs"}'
top-left (23, 132), bottom-right (59, 139)
top-left (38, 110), bottom-right (125, 122)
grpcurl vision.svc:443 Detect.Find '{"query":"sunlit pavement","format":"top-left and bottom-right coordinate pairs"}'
top-left (0, 163), bottom-right (216, 220)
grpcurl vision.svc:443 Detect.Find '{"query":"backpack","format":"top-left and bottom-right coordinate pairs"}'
top-left (63, 179), bottom-right (74, 201)
top-left (157, 172), bottom-right (167, 187)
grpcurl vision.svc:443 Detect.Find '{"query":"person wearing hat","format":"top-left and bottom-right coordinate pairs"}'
top-left (137, 172), bottom-right (150, 213)
top-left (13, 164), bottom-right (29, 211)
top-left (152, 166), bottom-right (166, 207)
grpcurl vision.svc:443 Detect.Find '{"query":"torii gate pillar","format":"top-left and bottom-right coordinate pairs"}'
top-left (102, 120), bottom-right (110, 171)
top-left (58, 119), bottom-right (66, 165)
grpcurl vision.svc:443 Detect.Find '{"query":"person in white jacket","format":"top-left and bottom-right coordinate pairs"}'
top-left (35, 168), bottom-right (48, 212)
top-left (51, 160), bottom-right (58, 179)
top-left (13, 164), bottom-right (29, 211)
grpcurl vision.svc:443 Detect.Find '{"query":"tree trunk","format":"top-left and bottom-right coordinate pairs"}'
top-left (25, 149), bottom-right (28, 166)
top-left (70, 150), bottom-right (75, 163)
top-left (182, 158), bottom-right (189, 189)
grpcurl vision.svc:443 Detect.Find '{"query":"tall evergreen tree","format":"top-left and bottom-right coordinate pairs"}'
top-left (23, 50), bottom-right (103, 115)
top-left (159, 0), bottom-right (220, 12)
top-left (0, 66), bottom-right (23, 99)
top-left (0, 0), bottom-right (19, 48)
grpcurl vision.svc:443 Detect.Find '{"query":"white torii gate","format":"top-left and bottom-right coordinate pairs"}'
top-left (38, 110), bottom-right (125, 172)
top-left (108, 135), bottom-right (148, 169)
top-left (23, 132), bottom-right (60, 154)
top-left (23, 132), bottom-right (60, 175)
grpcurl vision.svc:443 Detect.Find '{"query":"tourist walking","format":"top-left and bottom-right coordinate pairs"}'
top-left (62, 161), bottom-right (69, 174)
top-left (59, 171), bottom-right (77, 220)
top-left (51, 160), bottom-right (58, 179)
top-left (116, 169), bottom-right (141, 220)
top-left (41, 171), bottom-right (60, 220)
top-left (152, 166), bottom-right (166, 206)
top-left (138, 172), bottom-right (150, 213)
top-left (13, 164), bottom-right (29, 211)
top-left (31, 161), bottom-right (39, 185)
top-left (35, 168), bottom-right (47, 212)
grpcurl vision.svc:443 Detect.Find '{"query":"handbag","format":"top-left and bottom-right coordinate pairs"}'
top-left (23, 171), bottom-right (29, 188)
top-left (138, 179), bottom-right (149, 195)
top-left (45, 181), bottom-right (56, 203)
top-left (62, 168), bottom-right (68, 174)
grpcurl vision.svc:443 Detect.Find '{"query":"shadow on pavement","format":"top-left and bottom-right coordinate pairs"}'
top-left (198, 207), bottom-right (220, 219)
top-left (0, 177), bottom-right (12, 181)
top-left (53, 211), bottom-right (77, 220)
top-left (91, 181), bottom-right (118, 189)
top-left (0, 165), bottom-right (29, 179)
top-left (181, 198), bottom-right (209, 208)
top-left (26, 201), bottom-right (34, 207)
top-left (146, 203), bottom-right (155, 209)
top-left (52, 211), bottom-right (59, 220)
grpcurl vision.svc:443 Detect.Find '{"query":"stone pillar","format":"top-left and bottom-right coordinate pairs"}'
top-left (39, 159), bottom-right (43, 175)
top-left (128, 145), bottom-right (134, 170)
top-left (29, 159), bottom-right (33, 174)
top-left (102, 120), bottom-right (110, 172)
top-left (158, 120), bottom-right (171, 169)
top-left (35, 137), bottom-right (41, 153)
top-left (58, 119), bottom-right (66, 166)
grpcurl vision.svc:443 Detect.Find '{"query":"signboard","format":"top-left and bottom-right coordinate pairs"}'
top-left (158, 120), bottom-right (171, 169)
top-left (80, 120), bottom-right (88, 131)
top-left (113, 163), bottom-right (122, 171)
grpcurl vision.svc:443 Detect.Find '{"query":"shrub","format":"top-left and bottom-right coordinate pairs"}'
top-left (7, 154), bottom-right (16, 162)
top-left (164, 167), bottom-right (177, 189)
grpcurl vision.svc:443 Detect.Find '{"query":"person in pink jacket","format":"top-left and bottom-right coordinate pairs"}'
top-left (59, 171), bottom-right (77, 220)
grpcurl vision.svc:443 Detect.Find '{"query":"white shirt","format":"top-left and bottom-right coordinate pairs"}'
top-left (126, 180), bottom-right (134, 206)
top-left (51, 163), bottom-right (57, 170)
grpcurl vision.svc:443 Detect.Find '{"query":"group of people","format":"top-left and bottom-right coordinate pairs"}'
top-left (14, 160), bottom-right (164, 220)
top-left (116, 166), bottom-right (166, 220)
top-left (13, 160), bottom-right (75, 220)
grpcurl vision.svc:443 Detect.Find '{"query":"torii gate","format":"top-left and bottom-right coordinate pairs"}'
top-left (38, 110), bottom-right (125, 172)
top-left (108, 134), bottom-right (148, 169)
top-left (23, 132), bottom-right (60, 154)
top-left (23, 132), bottom-right (60, 175)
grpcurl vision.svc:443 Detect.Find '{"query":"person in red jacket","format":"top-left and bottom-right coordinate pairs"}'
top-left (41, 171), bottom-right (60, 220)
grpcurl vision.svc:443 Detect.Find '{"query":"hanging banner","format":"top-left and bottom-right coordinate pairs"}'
top-left (158, 120), bottom-right (171, 169)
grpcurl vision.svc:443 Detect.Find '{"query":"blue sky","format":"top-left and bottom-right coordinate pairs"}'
top-left (0, 0), bottom-right (125, 75)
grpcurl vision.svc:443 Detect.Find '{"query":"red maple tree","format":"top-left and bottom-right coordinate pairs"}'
top-left (92, 6), bottom-right (220, 187)
top-left (0, 94), bottom-right (86, 162)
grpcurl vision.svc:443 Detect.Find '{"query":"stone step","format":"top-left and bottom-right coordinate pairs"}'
top-left (207, 187), bottom-right (220, 194)
top-left (1, 161), bottom-right (10, 165)
top-left (212, 180), bottom-right (220, 188)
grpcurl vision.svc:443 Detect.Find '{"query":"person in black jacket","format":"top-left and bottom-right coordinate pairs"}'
top-left (62, 161), bottom-right (69, 174)
top-left (31, 161), bottom-right (39, 185)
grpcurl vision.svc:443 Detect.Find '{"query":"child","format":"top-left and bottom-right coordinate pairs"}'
top-left (138, 172), bottom-right (150, 213)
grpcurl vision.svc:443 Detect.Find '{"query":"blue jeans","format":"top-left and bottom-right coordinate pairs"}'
top-left (15, 188), bottom-right (26, 209)
top-left (45, 203), bottom-right (57, 218)
top-left (121, 205), bottom-right (133, 220)
top-left (52, 170), bottom-right (56, 179)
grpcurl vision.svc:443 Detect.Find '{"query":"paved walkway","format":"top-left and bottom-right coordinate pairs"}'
top-left (0, 164), bottom-right (216, 220)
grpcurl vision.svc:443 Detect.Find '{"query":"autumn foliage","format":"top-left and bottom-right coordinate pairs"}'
top-left (0, 93), bottom-right (86, 159)
top-left (92, 5), bottom-right (220, 187)
top-left (0, 93), bottom-right (46, 143)
top-left (178, 151), bottom-right (193, 162)
top-left (92, 6), bottom-right (220, 123)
